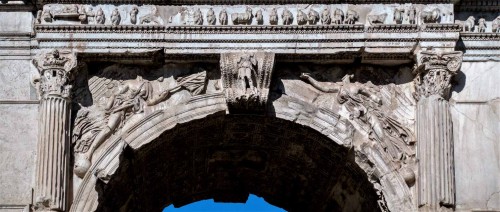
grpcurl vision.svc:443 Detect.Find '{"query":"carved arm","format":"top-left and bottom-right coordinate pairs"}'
top-left (300, 73), bottom-right (340, 93)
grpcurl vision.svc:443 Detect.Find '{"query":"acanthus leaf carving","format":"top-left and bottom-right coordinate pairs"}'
top-left (413, 51), bottom-right (463, 101)
top-left (32, 49), bottom-right (78, 99)
top-left (220, 52), bottom-right (275, 114)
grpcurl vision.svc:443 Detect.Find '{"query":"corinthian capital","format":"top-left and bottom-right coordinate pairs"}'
top-left (414, 51), bottom-right (463, 100)
top-left (33, 49), bottom-right (77, 99)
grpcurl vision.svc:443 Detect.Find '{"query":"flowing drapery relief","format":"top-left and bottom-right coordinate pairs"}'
top-left (71, 64), bottom-right (212, 178)
top-left (273, 64), bottom-right (417, 184)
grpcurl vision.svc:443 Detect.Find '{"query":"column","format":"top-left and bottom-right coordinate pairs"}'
top-left (414, 51), bottom-right (463, 211)
top-left (32, 49), bottom-right (77, 211)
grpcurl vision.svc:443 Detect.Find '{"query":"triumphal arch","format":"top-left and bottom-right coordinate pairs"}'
top-left (0, 0), bottom-right (499, 211)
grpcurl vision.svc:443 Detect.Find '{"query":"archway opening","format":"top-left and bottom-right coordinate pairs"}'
top-left (163, 194), bottom-right (285, 211)
top-left (95, 113), bottom-right (381, 212)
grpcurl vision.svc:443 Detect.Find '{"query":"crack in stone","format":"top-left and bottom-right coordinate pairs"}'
top-left (486, 190), bottom-right (500, 209)
top-left (450, 104), bottom-right (499, 138)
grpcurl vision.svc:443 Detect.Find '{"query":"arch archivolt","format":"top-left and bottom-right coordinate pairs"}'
top-left (69, 58), bottom-right (417, 212)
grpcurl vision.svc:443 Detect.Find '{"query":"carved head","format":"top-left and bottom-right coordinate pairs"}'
top-left (297, 10), bottom-right (306, 21)
top-left (131, 6), bottom-right (138, 15)
top-left (208, 8), bottom-right (215, 15)
top-left (270, 8), bottom-right (277, 15)
top-left (467, 16), bottom-right (475, 22)
top-left (308, 9), bottom-right (317, 17)
top-left (256, 9), bottom-right (263, 17)
top-left (50, 49), bottom-right (60, 58)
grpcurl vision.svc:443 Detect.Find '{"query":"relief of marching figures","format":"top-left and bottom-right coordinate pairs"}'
top-left (37, 3), bottom-right (498, 31)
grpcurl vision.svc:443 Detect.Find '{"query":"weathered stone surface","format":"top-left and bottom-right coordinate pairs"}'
top-left (0, 104), bottom-right (38, 206)
top-left (0, 12), bottom-right (32, 32)
top-left (0, 1), bottom-right (499, 212)
top-left (0, 60), bottom-right (36, 100)
top-left (452, 62), bottom-right (500, 102)
top-left (452, 100), bottom-right (500, 211)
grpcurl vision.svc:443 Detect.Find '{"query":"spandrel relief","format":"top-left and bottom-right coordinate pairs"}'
top-left (71, 63), bottom-right (216, 178)
top-left (271, 64), bottom-right (417, 185)
top-left (39, 4), bottom-right (454, 26)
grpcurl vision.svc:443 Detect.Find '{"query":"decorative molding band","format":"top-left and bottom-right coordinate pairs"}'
top-left (34, 24), bottom-right (463, 36)
top-left (35, 24), bottom-right (367, 34)
top-left (35, 25), bottom-right (166, 33)
top-left (165, 25), bottom-right (365, 34)
top-left (36, 0), bottom-right (455, 5)
top-left (421, 24), bottom-right (462, 32)
top-left (366, 24), bottom-right (419, 33)
top-left (460, 33), bottom-right (500, 41)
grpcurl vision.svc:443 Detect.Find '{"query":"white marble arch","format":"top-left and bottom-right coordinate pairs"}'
top-left (70, 92), bottom-right (415, 212)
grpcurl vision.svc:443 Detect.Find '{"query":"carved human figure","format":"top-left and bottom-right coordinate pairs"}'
top-left (130, 6), bottom-right (139, 24)
top-left (394, 8), bottom-right (404, 24)
top-left (308, 9), bottom-right (319, 25)
top-left (206, 8), bottom-right (216, 25)
top-left (493, 16), bottom-right (500, 33)
top-left (73, 71), bottom-right (207, 177)
top-left (300, 73), bottom-right (413, 161)
top-left (332, 8), bottom-right (344, 24)
top-left (255, 9), bottom-right (264, 25)
top-left (42, 9), bottom-right (52, 23)
top-left (232, 7), bottom-right (253, 25)
top-left (140, 6), bottom-right (161, 25)
top-left (420, 8), bottom-right (440, 24)
top-left (297, 10), bottom-right (308, 25)
top-left (111, 8), bottom-right (121, 26)
top-left (236, 54), bottom-right (258, 94)
top-left (478, 18), bottom-right (486, 33)
top-left (368, 13), bottom-right (387, 25)
top-left (269, 8), bottom-right (278, 25)
top-left (463, 16), bottom-right (475, 32)
top-left (344, 9), bottom-right (358, 24)
top-left (76, 6), bottom-right (87, 23)
top-left (193, 8), bottom-right (203, 25)
top-left (96, 7), bottom-right (105, 24)
top-left (407, 6), bottom-right (417, 24)
top-left (322, 8), bottom-right (332, 25)
top-left (281, 8), bottom-right (293, 25)
top-left (219, 9), bottom-right (228, 25)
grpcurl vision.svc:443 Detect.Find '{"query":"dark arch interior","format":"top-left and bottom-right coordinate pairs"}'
top-left (95, 113), bottom-right (381, 212)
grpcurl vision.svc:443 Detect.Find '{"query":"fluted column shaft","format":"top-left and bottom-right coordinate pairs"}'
top-left (416, 96), bottom-right (454, 210)
top-left (33, 50), bottom-right (77, 212)
top-left (35, 96), bottom-right (71, 211)
top-left (414, 51), bottom-right (462, 211)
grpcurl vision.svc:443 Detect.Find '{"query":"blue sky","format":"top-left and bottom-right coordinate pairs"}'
top-left (163, 195), bottom-right (285, 212)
